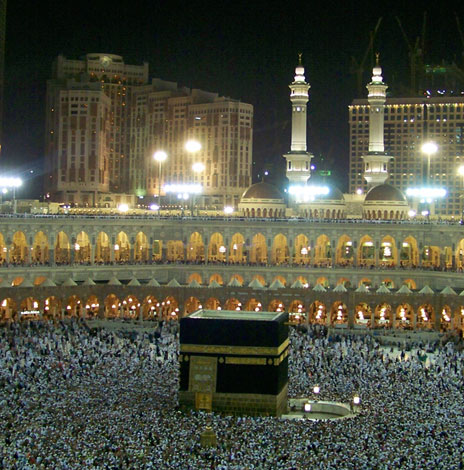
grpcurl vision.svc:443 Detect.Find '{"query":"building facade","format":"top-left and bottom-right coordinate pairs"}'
top-left (349, 96), bottom-right (464, 216)
top-left (1, 214), bottom-right (464, 332)
top-left (45, 54), bottom-right (253, 208)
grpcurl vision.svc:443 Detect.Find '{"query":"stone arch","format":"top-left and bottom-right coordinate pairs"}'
top-left (11, 276), bottom-right (24, 286)
top-left (314, 234), bottom-right (331, 266)
top-left (336, 277), bottom-right (351, 288)
top-left (0, 298), bottom-right (17, 322)
top-left (336, 234), bottom-right (353, 266)
top-left (358, 278), bottom-right (371, 289)
top-left (294, 275), bottom-right (309, 287)
top-left (209, 273), bottom-right (223, 285)
top-left (20, 297), bottom-right (40, 320)
top-left (10, 231), bottom-right (28, 264)
top-left (293, 233), bottom-right (310, 265)
top-left (272, 275), bottom-right (287, 287)
top-left (84, 295), bottom-right (100, 319)
top-left (379, 235), bottom-right (397, 266)
top-left (268, 299), bottom-right (285, 312)
top-left (0, 232), bottom-right (6, 264)
top-left (229, 233), bottom-right (246, 263)
top-left (65, 295), bottom-right (82, 318)
top-left (134, 231), bottom-right (149, 262)
top-left (44, 296), bottom-right (62, 320)
top-left (204, 297), bottom-right (221, 310)
top-left (403, 279), bottom-right (417, 290)
top-left (161, 296), bottom-right (179, 320)
top-left (400, 236), bottom-right (419, 268)
top-left (122, 295), bottom-right (140, 319)
top-left (331, 301), bottom-right (348, 326)
top-left (374, 303), bottom-right (392, 328)
top-left (309, 301), bottom-right (327, 325)
top-left (32, 231), bottom-right (49, 264)
top-left (55, 231), bottom-right (71, 264)
top-left (75, 231), bottom-right (91, 264)
top-left (288, 300), bottom-right (305, 323)
top-left (250, 233), bottom-right (267, 264)
top-left (440, 305), bottom-right (452, 330)
top-left (33, 276), bottom-right (48, 286)
top-left (152, 239), bottom-right (163, 261)
top-left (316, 276), bottom-right (329, 288)
top-left (244, 298), bottom-right (262, 312)
top-left (271, 233), bottom-right (289, 264)
top-left (417, 303), bottom-right (435, 329)
top-left (252, 274), bottom-right (266, 286)
top-left (115, 231), bottom-right (131, 262)
top-left (381, 278), bottom-right (394, 289)
top-left (187, 272), bottom-right (203, 285)
top-left (187, 232), bottom-right (205, 262)
top-left (396, 303), bottom-right (413, 329)
top-left (358, 235), bottom-right (375, 267)
top-left (421, 245), bottom-right (441, 268)
top-left (224, 298), bottom-right (241, 310)
top-left (142, 295), bottom-right (159, 320)
top-left (95, 232), bottom-right (110, 264)
top-left (185, 296), bottom-right (202, 315)
top-left (355, 302), bottom-right (371, 326)
top-left (167, 240), bottom-right (184, 261)
top-left (208, 232), bottom-right (226, 262)
top-left (230, 274), bottom-right (244, 286)
top-left (455, 238), bottom-right (464, 270)
top-left (104, 294), bottom-right (120, 319)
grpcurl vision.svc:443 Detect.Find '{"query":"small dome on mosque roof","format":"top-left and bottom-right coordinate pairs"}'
top-left (364, 184), bottom-right (407, 203)
top-left (241, 182), bottom-right (284, 200)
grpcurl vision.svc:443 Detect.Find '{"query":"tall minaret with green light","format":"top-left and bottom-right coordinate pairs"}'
top-left (362, 54), bottom-right (391, 186)
top-left (283, 54), bottom-right (313, 185)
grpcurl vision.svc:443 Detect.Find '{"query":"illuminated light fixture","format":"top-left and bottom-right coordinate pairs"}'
top-left (192, 162), bottom-right (205, 173)
top-left (224, 206), bottom-right (234, 214)
top-left (153, 150), bottom-right (168, 163)
top-left (406, 187), bottom-right (446, 198)
top-left (353, 395), bottom-right (360, 406)
top-left (421, 141), bottom-right (438, 155)
top-left (149, 204), bottom-right (160, 211)
top-left (288, 185), bottom-right (330, 202)
top-left (458, 165), bottom-right (464, 176)
top-left (356, 188), bottom-right (363, 195)
top-left (0, 177), bottom-right (22, 188)
top-left (114, 244), bottom-right (119, 251)
top-left (219, 245), bottom-right (226, 253)
top-left (164, 184), bottom-right (202, 194)
top-left (304, 402), bottom-right (312, 412)
top-left (118, 203), bottom-right (129, 213)
top-left (185, 140), bottom-right (202, 153)
top-left (313, 385), bottom-right (320, 394)
top-left (408, 210), bottom-right (416, 217)
top-left (74, 243), bottom-right (80, 251)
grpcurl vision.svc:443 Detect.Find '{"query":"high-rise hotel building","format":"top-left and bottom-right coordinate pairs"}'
top-left (349, 96), bottom-right (464, 216)
top-left (45, 53), bottom-right (253, 207)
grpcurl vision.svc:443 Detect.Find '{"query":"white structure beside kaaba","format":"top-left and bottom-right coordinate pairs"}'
top-left (179, 310), bottom-right (289, 416)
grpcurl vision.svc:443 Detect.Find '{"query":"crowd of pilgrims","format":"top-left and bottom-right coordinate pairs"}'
top-left (0, 319), bottom-right (464, 469)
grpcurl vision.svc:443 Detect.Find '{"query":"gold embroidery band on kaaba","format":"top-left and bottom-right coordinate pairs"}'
top-left (180, 338), bottom-right (289, 357)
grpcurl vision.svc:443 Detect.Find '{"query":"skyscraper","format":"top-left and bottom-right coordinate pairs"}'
top-left (349, 95), bottom-right (464, 216)
top-left (45, 53), bottom-right (253, 207)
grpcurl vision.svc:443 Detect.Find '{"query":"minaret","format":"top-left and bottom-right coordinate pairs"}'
top-left (283, 54), bottom-right (313, 185)
top-left (362, 54), bottom-right (391, 186)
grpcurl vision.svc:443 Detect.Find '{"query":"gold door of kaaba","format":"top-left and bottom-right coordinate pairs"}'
top-left (189, 356), bottom-right (217, 411)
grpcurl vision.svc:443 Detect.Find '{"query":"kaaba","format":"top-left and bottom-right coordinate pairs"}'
top-left (179, 310), bottom-right (289, 416)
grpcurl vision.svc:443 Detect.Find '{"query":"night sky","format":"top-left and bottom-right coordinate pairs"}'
top-left (3, 1), bottom-right (464, 197)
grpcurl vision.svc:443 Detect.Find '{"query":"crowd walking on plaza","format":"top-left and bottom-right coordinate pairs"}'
top-left (0, 319), bottom-right (463, 469)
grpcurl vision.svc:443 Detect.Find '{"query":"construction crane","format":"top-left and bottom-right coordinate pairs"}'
top-left (396, 12), bottom-right (427, 95)
top-left (350, 17), bottom-right (383, 98)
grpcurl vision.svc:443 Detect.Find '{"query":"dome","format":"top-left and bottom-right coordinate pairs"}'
top-left (241, 182), bottom-right (283, 200)
top-left (365, 184), bottom-right (406, 203)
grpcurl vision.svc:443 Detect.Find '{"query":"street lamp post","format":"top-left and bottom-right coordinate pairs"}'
top-left (421, 141), bottom-right (438, 185)
top-left (153, 151), bottom-right (168, 210)
top-left (192, 162), bottom-right (205, 215)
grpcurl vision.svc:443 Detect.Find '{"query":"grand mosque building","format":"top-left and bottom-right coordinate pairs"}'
top-left (1, 58), bottom-right (464, 333)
